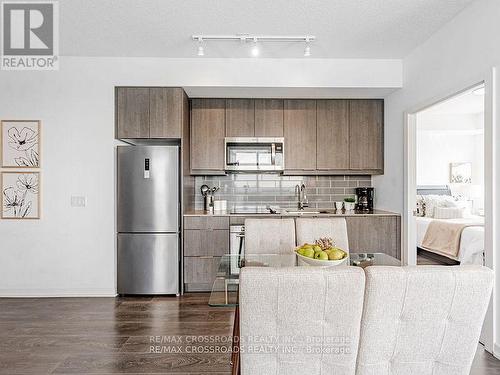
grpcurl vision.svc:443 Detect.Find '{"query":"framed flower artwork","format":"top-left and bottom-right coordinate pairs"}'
top-left (1, 172), bottom-right (40, 219)
top-left (1, 120), bottom-right (41, 168)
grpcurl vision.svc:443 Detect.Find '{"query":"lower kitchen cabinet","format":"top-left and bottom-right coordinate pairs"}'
top-left (184, 257), bottom-right (221, 292)
top-left (184, 229), bottom-right (229, 256)
top-left (183, 216), bottom-right (230, 292)
top-left (345, 216), bottom-right (401, 259)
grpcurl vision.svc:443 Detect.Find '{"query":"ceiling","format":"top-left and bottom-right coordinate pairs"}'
top-left (60, 0), bottom-right (475, 58)
top-left (423, 85), bottom-right (485, 115)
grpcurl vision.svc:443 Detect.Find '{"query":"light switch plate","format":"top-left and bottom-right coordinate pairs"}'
top-left (71, 196), bottom-right (86, 207)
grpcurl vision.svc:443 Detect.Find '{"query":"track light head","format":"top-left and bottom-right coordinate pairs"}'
top-left (304, 45), bottom-right (311, 57)
top-left (197, 37), bottom-right (204, 56)
top-left (250, 38), bottom-right (259, 57)
top-left (304, 37), bottom-right (311, 57)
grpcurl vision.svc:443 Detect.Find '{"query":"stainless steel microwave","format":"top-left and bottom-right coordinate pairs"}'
top-left (224, 137), bottom-right (284, 172)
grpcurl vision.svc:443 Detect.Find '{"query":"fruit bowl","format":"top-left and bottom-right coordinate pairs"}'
top-left (295, 249), bottom-right (348, 267)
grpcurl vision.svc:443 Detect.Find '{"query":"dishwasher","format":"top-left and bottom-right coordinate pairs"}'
top-left (229, 225), bottom-right (245, 275)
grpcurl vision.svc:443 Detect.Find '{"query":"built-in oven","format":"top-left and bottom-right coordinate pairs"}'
top-left (224, 137), bottom-right (284, 172)
top-left (229, 225), bottom-right (245, 275)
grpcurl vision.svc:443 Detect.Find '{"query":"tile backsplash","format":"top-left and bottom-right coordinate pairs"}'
top-left (194, 175), bottom-right (372, 210)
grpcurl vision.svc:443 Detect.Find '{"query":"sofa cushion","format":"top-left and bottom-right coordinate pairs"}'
top-left (240, 266), bottom-right (365, 375)
top-left (356, 266), bottom-right (493, 375)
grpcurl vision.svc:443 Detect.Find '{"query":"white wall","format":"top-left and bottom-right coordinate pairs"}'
top-left (416, 131), bottom-right (479, 185)
top-left (0, 57), bottom-right (401, 296)
top-left (376, 0), bottom-right (500, 354)
top-left (375, 0), bottom-right (500, 212)
top-left (416, 112), bottom-right (485, 213)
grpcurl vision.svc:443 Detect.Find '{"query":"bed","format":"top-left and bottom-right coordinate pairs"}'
top-left (416, 185), bottom-right (484, 265)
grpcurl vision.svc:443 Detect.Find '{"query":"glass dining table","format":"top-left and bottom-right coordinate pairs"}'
top-left (208, 252), bottom-right (401, 307)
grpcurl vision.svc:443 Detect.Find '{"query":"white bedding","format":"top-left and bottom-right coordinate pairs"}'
top-left (416, 216), bottom-right (484, 265)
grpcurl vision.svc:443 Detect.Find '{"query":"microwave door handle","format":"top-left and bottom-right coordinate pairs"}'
top-left (271, 143), bottom-right (276, 165)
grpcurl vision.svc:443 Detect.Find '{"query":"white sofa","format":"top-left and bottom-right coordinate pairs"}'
top-left (239, 265), bottom-right (493, 375)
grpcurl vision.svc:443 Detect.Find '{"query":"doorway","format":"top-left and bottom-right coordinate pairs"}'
top-left (414, 85), bottom-right (485, 266)
top-left (403, 73), bottom-right (497, 354)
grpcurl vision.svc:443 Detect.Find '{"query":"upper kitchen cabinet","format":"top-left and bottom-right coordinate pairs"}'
top-left (254, 99), bottom-right (284, 137)
top-left (116, 88), bottom-right (150, 139)
top-left (190, 99), bottom-right (226, 175)
top-left (225, 99), bottom-right (284, 138)
top-left (284, 100), bottom-right (317, 171)
top-left (115, 87), bottom-right (187, 140)
top-left (225, 99), bottom-right (255, 137)
top-left (150, 88), bottom-right (185, 138)
top-left (316, 100), bottom-right (349, 171)
top-left (349, 99), bottom-right (384, 173)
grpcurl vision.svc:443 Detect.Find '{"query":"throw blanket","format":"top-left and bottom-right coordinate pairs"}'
top-left (422, 220), bottom-right (478, 258)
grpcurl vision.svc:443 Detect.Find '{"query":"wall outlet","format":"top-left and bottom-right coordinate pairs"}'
top-left (71, 196), bottom-right (86, 207)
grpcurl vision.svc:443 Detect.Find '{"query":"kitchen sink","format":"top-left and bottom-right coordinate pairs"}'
top-left (283, 209), bottom-right (339, 215)
top-left (283, 210), bottom-right (321, 215)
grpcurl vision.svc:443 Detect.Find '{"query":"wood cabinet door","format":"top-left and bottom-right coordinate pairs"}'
top-left (225, 99), bottom-right (255, 137)
top-left (349, 100), bottom-right (384, 172)
top-left (183, 257), bottom-right (220, 285)
top-left (184, 229), bottom-right (229, 256)
top-left (190, 99), bottom-right (226, 174)
top-left (116, 88), bottom-right (150, 139)
top-left (284, 100), bottom-right (317, 171)
top-left (254, 99), bottom-right (284, 137)
top-left (149, 88), bottom-right (183, 138)
top-left (316, 100), bottom-right (349, 170)
top-left (346, 216), bottom-right (401, 259)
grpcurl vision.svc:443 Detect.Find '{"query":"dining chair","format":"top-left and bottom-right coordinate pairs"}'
top-left (356, 265), bottom-right (494, 375)
top-left (240, 266), bottom-right (366, 375)
top-left (244, 218), bottom-right (296, 254)
top-left (295, 217), bottom-right (350, 253)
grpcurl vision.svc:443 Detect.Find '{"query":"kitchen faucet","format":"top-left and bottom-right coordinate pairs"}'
top-left (295, 183), bottom-right (309, 210)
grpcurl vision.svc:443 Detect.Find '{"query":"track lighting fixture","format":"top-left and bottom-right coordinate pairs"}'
top-left (192, 34), bottom-right (315, 57)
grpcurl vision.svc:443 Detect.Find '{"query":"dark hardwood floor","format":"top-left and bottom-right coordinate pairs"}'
top-left (0, 293), bottom-right (498, 374)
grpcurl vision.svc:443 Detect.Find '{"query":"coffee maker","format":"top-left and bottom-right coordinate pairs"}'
top-left (355, 187), bottom-right (374, 211)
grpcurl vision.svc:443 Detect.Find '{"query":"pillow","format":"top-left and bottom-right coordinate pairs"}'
top-left (454, 199), bottom-right (472, 217)
top-left (434, 206), bottom-right (464, 219)
top-left (422, 195), bottom-right (439, 218)
top-left (415, 195), bottom-right (425, 217)
top-left (422, 195), bottom-right (457, 218)
top-left (437, 195), bottom-right (458, 207)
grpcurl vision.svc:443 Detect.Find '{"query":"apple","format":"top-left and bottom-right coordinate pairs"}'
top-left (314, 251), bottom-right (329, 260)
top-left (329, 248), bottom-right (346, 260)
top-left (318, 251), bottom-right (329, 260)
top-left (313, 245), bottom-right (322, 253)
top-left (297, 248), bottom-right (306, 256)
top-left (303, 248), bottom-right (315, 258)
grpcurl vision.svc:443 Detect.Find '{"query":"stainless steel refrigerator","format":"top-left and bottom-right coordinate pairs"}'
top-left (117, 146), bottom-right (180, 295)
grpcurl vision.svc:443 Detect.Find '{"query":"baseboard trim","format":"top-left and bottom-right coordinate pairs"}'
top-left (0, 288), bottom-right (117, 297)
top-left (494, 343), bottom-right (500, 360)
